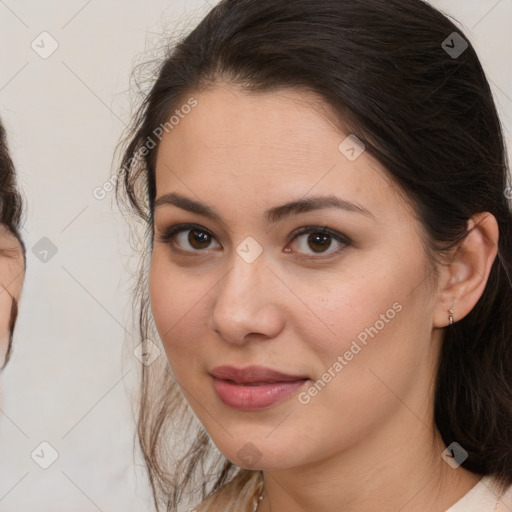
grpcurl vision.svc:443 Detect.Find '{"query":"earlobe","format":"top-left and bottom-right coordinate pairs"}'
top-left (0, 287), bottom-right (15, 367)
top-left (433, 212), bottom-right (499, 328)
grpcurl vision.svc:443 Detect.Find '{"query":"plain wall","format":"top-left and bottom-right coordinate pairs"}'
top-left (0, 1), bottom-right (510, 511)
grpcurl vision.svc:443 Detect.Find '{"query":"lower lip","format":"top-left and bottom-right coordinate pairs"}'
top-left (211, 376), bottom-right (309, 410)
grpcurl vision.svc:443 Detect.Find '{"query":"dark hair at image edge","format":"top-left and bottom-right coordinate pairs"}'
top-left (115, 0), bottom-right (512, 509)
top-left (0, 118), bottom-right (25, 369)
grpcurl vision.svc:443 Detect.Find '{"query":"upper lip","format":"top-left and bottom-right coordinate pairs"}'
top-left (210, 365), bottom-right (309, 384)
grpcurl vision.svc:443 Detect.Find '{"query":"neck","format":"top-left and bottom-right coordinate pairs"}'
top-left (258, 412), bottom-right (481, 512)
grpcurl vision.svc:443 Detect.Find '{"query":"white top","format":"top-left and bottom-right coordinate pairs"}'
top-left (193, 472), bottom-right (512, 511)
top-left (445, 475), bottom-right (512, 512)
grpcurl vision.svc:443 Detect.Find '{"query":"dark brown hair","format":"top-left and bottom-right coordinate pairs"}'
top-left (115, 0), bottom-right (512, 509)
top-left (0, 118), bottom-right (25, 368)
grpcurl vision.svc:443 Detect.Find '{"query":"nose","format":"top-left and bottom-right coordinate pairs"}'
top-left (208, 252), bottom-right (285, 346)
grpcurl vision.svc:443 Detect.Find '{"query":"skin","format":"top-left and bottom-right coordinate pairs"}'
top-left (0, 224), bottom-right (24, 366)
top-left (149, 84), bottom-right (498, 512)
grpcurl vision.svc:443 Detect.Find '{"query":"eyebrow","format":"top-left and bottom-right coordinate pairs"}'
top-left (153, 192), bottom-right (374, 223)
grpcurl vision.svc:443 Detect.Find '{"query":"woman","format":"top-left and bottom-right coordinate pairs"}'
top-left (116, 0), bottom-right (512, 510)
top-left (0, 118), bottom-right (25, 369)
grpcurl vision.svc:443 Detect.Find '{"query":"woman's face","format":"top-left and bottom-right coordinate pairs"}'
top-left (0, 224), bottom-right (24, 365)
top-left (150, 85), bottom-right (443, 470)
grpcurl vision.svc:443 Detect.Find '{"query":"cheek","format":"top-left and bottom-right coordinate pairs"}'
top-left (149, 254), bottom-right (209, 378)
top-left (292, 247), bottom-right (425, 378)
top-left (290, 252), bottom-right (432, 437)
top-left (288, 260), bottom-right (407, 364)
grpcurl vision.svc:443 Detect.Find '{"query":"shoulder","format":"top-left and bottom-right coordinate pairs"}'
top-left (190, 470), bottom-right (262, 512)
top-left (463, 475), bottom-right (512, 512)
top-left (496, 480), bottom-right (512, 512)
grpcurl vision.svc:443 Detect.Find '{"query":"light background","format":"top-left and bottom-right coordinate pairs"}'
top-left (0, 1), bottom-right (511, 511)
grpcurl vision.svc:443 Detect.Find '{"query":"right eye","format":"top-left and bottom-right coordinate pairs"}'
top-left (156, 223), bottom-right (222, 254)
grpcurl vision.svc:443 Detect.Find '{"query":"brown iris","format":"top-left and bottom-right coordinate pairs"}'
top-left (188, 229), bottom-right (212, 250)
top-left (307, 233), bottom-right (331, 253)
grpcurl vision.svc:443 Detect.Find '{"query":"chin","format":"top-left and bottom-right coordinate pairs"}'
top-left (206, 428), bottom-right (304, 470)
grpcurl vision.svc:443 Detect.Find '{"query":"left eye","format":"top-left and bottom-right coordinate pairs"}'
top-left (156, 224), bottom-right (350, 257)
top-left (287, 226), bottom-right (350, 257)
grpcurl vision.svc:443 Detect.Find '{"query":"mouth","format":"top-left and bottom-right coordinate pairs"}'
top-left (209, 364), bottom-right (309, 384)
top-left (221, 379), bottom-right (303, 386)
top-left (209, 365), bottom-right (310, 410)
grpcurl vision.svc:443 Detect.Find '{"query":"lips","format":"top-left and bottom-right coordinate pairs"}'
top-left (210, 365), bottom-right (309, 384)
top-left (209, 365), bottom-right (310, 410)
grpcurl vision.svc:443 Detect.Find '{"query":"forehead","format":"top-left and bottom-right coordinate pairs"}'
top-left (158, 85), bottom-right (343, 163)
top-left (154, 85), bottom-right (411, 225)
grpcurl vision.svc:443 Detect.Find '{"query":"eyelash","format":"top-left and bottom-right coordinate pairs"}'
top-left (155, 223), bottom-right (351, 260)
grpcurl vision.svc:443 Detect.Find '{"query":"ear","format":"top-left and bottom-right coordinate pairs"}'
top-left (0, 225), bottom-right (25, 364)
top-left (433, 212), bottom-right (499, 327)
